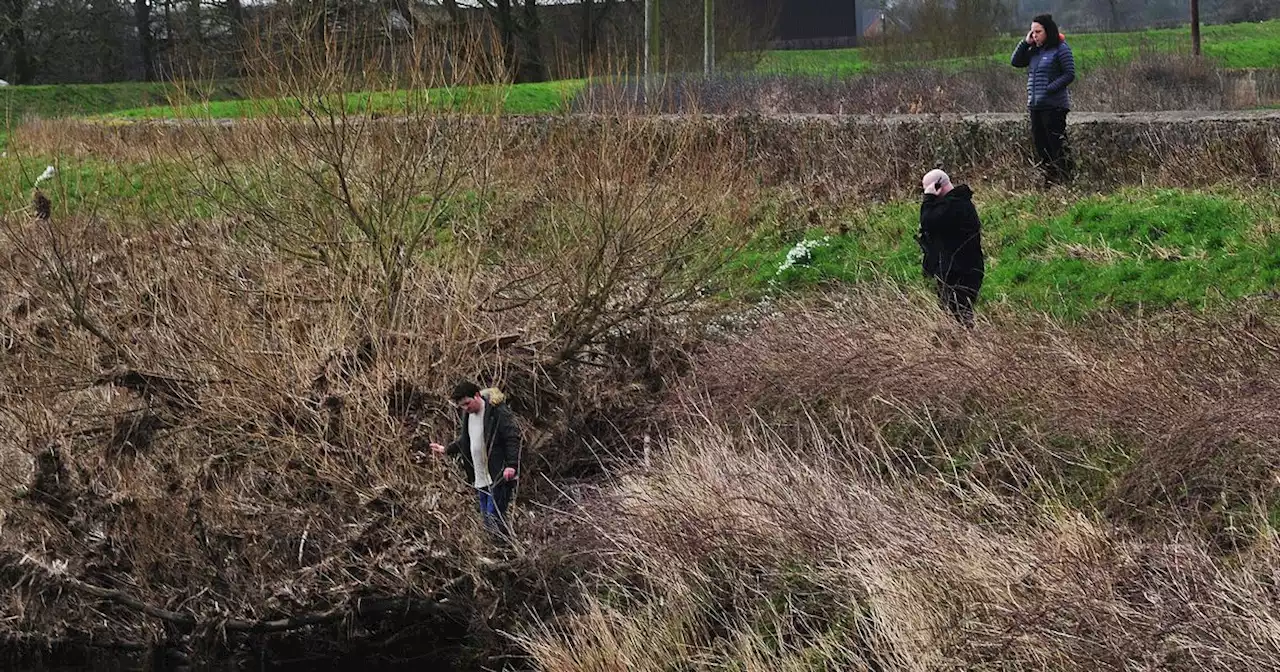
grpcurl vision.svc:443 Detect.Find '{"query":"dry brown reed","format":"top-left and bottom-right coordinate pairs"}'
top-left (520, 420), bottom-right (1280, 671)
top-left (668, 289), bottom-right (1280, 548)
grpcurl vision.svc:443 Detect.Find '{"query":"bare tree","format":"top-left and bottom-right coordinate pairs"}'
top-left (578, 0), bottom-right (624, 74)
top-left (134, 0), bottom-right (158, 80)
top-left (1088, 0), bottom-right (1124, 28)
top-left (871, 0), bottom-right (1012, 62)
top-left (0, 0), bottom-right (34, 83)
top-left (475, 0), bottom-right (546, 82)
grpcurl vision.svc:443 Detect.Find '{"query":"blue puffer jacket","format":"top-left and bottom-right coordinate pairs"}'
top-left (1011, 39), bottom-right (1076, 110)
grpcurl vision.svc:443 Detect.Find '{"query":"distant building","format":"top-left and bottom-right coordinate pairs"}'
top-left (762, 0), bottom-right (862, 50)
top-left (860, 8), bottom-right (910, 38)
top-left (861, 9), bottom-right (888, 38)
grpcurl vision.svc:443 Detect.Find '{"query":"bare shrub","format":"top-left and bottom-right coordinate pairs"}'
top-left (0, 22), bottom-right (761, 671)
top-left (1086, 53), bottom-right (1228, 112)
top-left (864, 0), bottom-right (1015, 63)
top-left (166, 19), bottom-right (512, 329)
top-left (0, 189), bottom-right (564, 663)
top-left (491, 117), bottom-right (752, 366)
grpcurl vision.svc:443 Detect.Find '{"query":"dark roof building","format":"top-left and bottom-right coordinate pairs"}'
top-left (765, 0), bottom-right (863, 49)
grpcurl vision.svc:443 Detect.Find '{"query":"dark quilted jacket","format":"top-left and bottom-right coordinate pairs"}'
top-left (1011, 39), bottom-right (1076, 110)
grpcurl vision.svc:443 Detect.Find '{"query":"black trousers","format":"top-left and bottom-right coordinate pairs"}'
top-left (1030, 108), bottom-right (1071, 185)
top-left (935, 273), bottom-right (983, 328)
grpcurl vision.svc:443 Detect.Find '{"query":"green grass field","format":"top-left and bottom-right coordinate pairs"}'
top-left (101, 79), bottom-right (586, 120)
top-left (0, 80), bottom-right (244, 123)
top-left (0, 19), bottom-right (1259, 122)
top-left (735, 188), bottom-right (1280, 319)
top-left (760, 19), bottom-right (1280, 75)
top-left (9, 137), bottom-right (1276, 323)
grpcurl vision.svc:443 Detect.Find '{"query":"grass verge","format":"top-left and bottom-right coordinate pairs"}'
top-left (0, 80), bottom-right (243, 121)
top-left (101, 80), bottom-right (585, 120)
top-left (759, 19), bottom-right (1280, 75)
top-left (733, 187), bottom-right (1280, 320)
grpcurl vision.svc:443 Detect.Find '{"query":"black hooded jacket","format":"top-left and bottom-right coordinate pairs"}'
top-left (445, 388), bottom-right (521, 486)
top-left (919, 185), bottom-right (985, 280)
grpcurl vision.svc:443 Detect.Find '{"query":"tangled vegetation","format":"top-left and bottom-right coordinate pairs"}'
top-left (3, 19), bottom-right (1280, 672)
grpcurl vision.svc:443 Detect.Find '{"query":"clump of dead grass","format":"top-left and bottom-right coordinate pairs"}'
top-left (521, 421), bottom-right (1280, 671)
top-left (667, 289), bottom-right (1280, 549)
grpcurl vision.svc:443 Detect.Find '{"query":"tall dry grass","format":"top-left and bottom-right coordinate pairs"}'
top-left (0, 164), bottom-right (748, 667)
top-left (669, 289), bottom-right (1280, 549)
top-left (6, 206), bottom-right (1280, 666)
top-left (521, 420), bottom-right (1280, 671)
top-left (519, 289), bottom-right (1280, 670)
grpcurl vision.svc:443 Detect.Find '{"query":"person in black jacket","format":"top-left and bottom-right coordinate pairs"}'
top-left (429, 381), bottom-right (522, 540)
top-left (918, 169), bottom-right (985, 328)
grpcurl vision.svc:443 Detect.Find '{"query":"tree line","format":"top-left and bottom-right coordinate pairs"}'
top-left (0, 0), bottom-right (779, 85)
top-left (0, 0), bottom-right (1274, 86)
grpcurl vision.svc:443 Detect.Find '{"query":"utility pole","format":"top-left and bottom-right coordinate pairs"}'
top-left (704, 0), bottom-right (714, 76)
top-left (645, 0), bottom-right (660, 102)
top-left (851, 0), bottom-right (857, 46)
top-left (1190, 0), bottom-right (1201, 56)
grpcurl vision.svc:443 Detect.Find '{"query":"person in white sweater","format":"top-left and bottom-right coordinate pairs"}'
top-left (429, 381), bottom-right (522, 541)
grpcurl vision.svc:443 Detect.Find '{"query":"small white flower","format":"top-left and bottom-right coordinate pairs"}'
top-left (34, 165), bottom-right (56, 187)
top-left (776, 236), bottom-right (831, 275)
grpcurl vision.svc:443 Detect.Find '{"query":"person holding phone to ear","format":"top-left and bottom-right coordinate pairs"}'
top-left (1012, 14), bottom-right (1076, 187)
top-left (918, 169), bottom-right (984, 328)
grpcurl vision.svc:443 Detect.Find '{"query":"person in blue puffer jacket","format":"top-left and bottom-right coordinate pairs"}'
top-left (1012, 14), bottom-right (1076, 187)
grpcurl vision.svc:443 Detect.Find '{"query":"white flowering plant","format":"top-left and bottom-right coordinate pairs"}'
top-left (776, 236), bottom-right (831, 275)
top-left (34, 165), bottom-right (56, 188)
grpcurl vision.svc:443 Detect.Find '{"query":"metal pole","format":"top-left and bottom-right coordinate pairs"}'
top-left (704, 0), bottom-right (714, 76)
top-left (644, 0), bottom-right (651, 84)
top-left (645, 0), bottom-right (659, 102)
top-left (652, 0), bottom-right (660, 67)
top-left (1190, 0), bottom-right (1201, 56)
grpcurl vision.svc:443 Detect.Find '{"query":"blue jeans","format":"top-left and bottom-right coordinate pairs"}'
top-left (477, 480), bottom-right (514, 540)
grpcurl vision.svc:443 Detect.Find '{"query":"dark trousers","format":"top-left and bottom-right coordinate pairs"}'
top-left (1030, 108), bottom-right (1071, 185)
top-left (477, 479), bottom-right (515, 540)
top-left (935, 273), bottom-right (983, 328)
